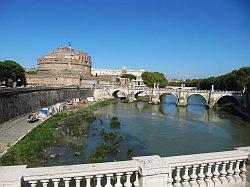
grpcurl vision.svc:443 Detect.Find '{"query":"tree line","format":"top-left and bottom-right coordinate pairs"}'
top-left (184, 67), bottom-right (250, 91)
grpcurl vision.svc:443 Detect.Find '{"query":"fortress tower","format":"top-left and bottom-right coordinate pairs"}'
top-left (26, 45), bottom-right (92, 86)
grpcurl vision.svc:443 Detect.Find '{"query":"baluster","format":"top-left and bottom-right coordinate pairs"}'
top-left (134, 171), bottom-right (139, 186)
top-left (190, 165), bottom-right (198, 187)
top-left (219, 161), bottom-right (229, 184)
top-left (29, 181), bottom-right (37, 187)
top-left (233, 159), bottom-right (242, 182)
top-left (197, 164), bottom-right (206, 186)
top-left (124, 172), bottom-right (133, 187)
top-left (205, 163), bottom-right (214, 186)
top-left (63, 178), bottom-right (71, 187)
top-left (227, 160), bottom-right (235, 182)
top-left (182, 165), bottom-right (191, 187)
top-left (240, 159), bottom-right (247, 182)
top-left (52, 179), bottom-right (60, 187)
top-left (212, 162), bottom-right (221, 185)
top-left (85, 176), bottom-right (92, 187)
top-left (115, 173), bottom-right (123, 187)
top-left (41, 180), bottom-right (49, 187)
top-left (106, 174), bottom-right (113, 187)
top-left (168, 168), bottom-right (174, 186)
top-left (174, 166), bottom-right (182, 187)
top-left (96, 175), bottom-right (103, 187)
top-left (75, 177), bottom-right (82, 187)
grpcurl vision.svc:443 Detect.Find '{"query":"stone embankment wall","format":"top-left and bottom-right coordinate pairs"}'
top-left (0, 87), bottom-right (93, 124)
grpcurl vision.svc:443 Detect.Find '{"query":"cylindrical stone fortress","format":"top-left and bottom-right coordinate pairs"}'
top-left (27, 46), bottom-right (92, 86)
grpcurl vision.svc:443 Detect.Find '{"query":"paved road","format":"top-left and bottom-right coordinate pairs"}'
top-left (0, 114), bottom-right (41, 156)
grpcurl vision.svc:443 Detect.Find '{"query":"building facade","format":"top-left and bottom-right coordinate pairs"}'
top-left (27, 46), bottom-right (92, 86)
top-left (91, 67), bottom-right (146, 87)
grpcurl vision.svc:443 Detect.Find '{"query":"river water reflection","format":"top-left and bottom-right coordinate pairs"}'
top-left (86, 95), bottom-right (250, 159)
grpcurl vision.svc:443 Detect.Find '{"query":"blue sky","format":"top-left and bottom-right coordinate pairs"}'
top-left (0, 0), bottom-right (249, 79)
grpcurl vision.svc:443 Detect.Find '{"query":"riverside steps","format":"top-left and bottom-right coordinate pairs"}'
top-left (0, 147), bottom-right (249, 187)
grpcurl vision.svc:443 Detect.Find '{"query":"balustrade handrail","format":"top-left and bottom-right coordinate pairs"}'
top-left (162, 150), bottom-right (248, 167)
top-left (23, 160), bottom-right (139, 182)
top-left (102, 86), bottom-right (244, 93)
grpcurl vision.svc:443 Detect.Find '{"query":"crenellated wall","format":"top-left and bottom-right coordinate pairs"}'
top-left (0, 87), bottom-right (93, 124)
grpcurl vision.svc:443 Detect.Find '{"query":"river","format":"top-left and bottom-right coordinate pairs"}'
top-left (46, 95), bottom-right (250, 166)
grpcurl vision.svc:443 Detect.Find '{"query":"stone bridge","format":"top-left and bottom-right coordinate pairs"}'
top-left (94, 86), bottom-right (247, 108)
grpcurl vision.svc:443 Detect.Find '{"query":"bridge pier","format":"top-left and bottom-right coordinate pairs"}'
top-left (176, 91), bottom-right (188, 107)
top-left (176, 98), bottom-right (188, 107)
top-left (208, 97), bottom-right (216, 109)
top-left (150, 96), bottom-right (161, 105)
top-left (126, 91), bottom-right (137, 103)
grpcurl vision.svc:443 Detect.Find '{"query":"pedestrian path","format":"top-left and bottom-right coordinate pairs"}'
top-left (0, 115), bottom-right (41, 157)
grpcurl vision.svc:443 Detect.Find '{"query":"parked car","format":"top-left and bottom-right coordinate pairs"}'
top-left (28, 114), bottom-right (39, 123)
top-left (66, 100), bottom-right (73, 105)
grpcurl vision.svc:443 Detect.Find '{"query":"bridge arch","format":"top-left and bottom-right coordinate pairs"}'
top-left (159, 92), bottom-right (178, 103)
top-left (112, 90), bottom-right (126, 99)
top-left (134, 91), bottom-right (150, 99)
top-left (187, 94), bottom-right (208, 105)
top-left (215, 94), bottom-right (241, 107)
top-left (135, 91), bottom-right (143, 98)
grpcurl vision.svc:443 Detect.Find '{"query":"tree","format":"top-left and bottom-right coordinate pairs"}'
top-left (141, 71), bottom-right (168, 88)
top-left (183, 67), bottom-right (250, 91)
top-left (245, 76), bottom-right (250, 92)
top-left (0, 60), bottom-right (26, 87)
top-left (121, 73), bottom-right (136, 80)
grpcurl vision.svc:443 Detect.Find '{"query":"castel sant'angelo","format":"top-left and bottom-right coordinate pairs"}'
top-left (27, 45), bottom-right (93, 86)
top-left (27, 44), bottom-right (146, 87)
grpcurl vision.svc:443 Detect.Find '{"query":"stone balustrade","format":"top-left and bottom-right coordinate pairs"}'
top-left (162, 150), bottom-right (249, 187)
top-left (23, 160), bottom-right (140, 187)
top-left (0, 147), bottom-right (249, 187)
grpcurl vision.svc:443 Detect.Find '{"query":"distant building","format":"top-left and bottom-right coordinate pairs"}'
top-left (91, 67), bottom-right (146, 87)
top-left (26, 46), bottom-right (92, 86)
top-left (26, 45), bottom-right (146, 87)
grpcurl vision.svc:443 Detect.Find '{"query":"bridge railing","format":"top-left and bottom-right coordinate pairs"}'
top-left (22, 160), bottom-right (140, 187)
top-left (162, 149), bottom-right (248, 186)
top-left (0, 147), bottom-right (249, 187)
top-left (1, 85), bottom-right (244, 95)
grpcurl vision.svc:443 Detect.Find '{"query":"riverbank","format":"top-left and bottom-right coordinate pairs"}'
top-left (232, 106), bottom-right (250, 122)
top-left (0, 98), bottom-right (118, 167)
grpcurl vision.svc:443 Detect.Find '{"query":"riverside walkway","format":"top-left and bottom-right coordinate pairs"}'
top-left (0, 114), bottom-right (41, 157)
